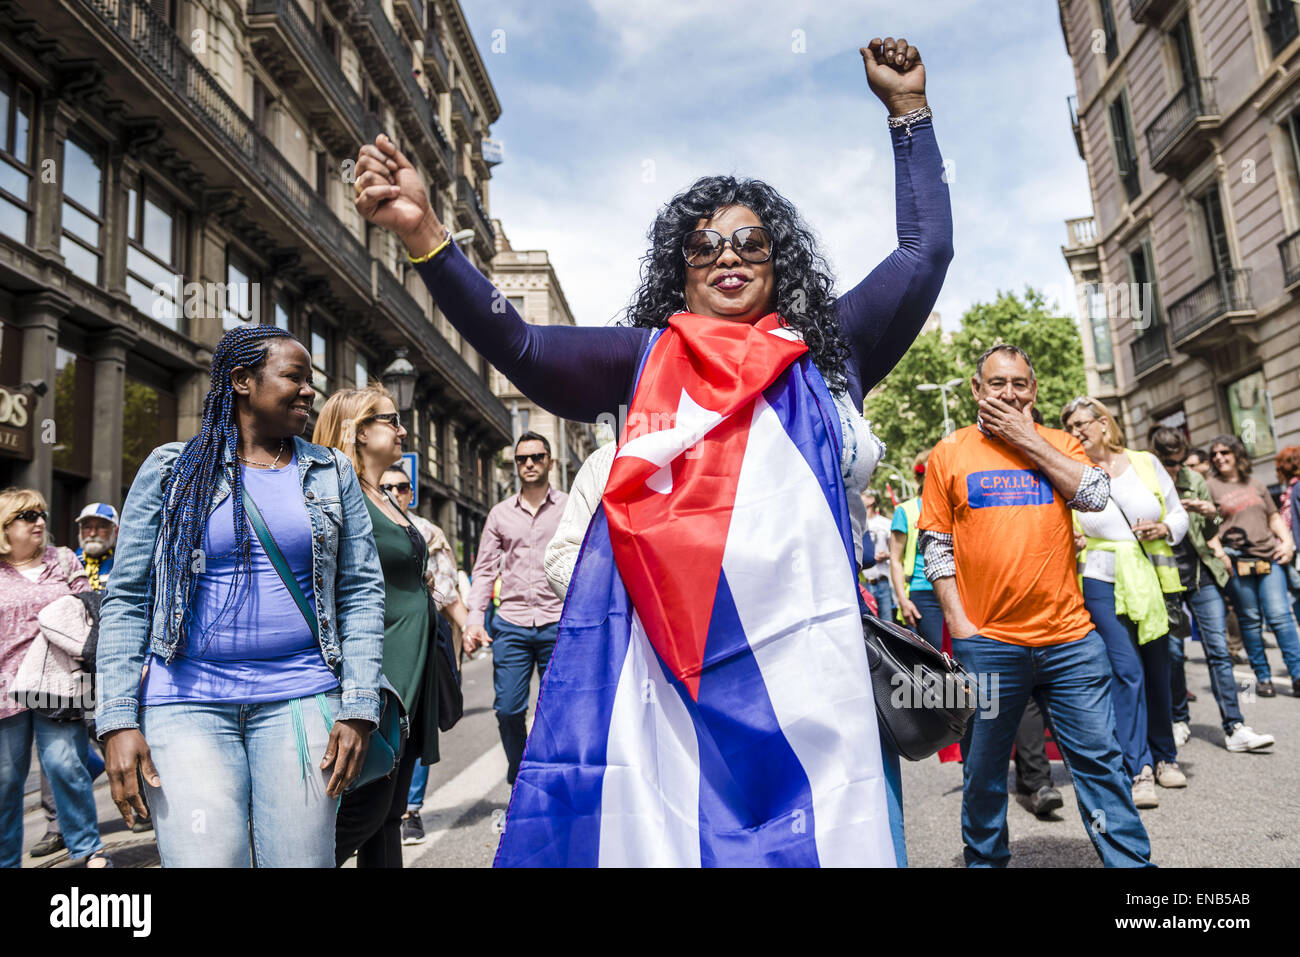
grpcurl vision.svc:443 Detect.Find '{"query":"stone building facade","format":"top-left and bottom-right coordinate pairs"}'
top-left (1059, 0), bottom-right (1300, 484)
top-left (0, 0), bottom-right (509, 565)
top-left (489, 219), bottom-right (598, 494)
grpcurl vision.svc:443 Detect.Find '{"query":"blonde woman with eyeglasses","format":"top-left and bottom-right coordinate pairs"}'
top-left (1061, 397), bottom-right (1188, 809)
top-left (0, 489), bottom-right (107, 867)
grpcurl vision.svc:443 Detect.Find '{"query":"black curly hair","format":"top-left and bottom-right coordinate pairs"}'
top-left (621, 175), bottom-right (850, 393)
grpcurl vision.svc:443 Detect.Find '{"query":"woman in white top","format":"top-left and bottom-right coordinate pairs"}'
top-left (1062, 397), bottom-right (1188, 810)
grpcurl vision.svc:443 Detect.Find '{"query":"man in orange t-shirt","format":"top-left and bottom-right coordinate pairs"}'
top-left (919, 345), bottom-right (1151, 868)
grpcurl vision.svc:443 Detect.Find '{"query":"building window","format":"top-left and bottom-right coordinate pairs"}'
top-left (1171, 15), bottom-right (1199, 90)
top-left (1200, 186), bottom-right (1232, 277)
top-left (1084, 283), bottom-right (1115, 387)
top-left (273, 291), bottom-right (291, 330)
top-left (52, 347), bottom-right (92, 477)
top-left (1108, 91), bottom-right (1141, 202)
top-left (223, 249), bottom-right (259, 329)
top-left (60, 136), bottom-right (105, 286)
top-left (126, 185), bottom-right (184, 330)
top-left (355, 352), bottom-right (368, 388)
top-left (428, 417), bottom-right (439, 479)
top-left (1098, 0), bottom-right (1118, 64)
top-left (310, 319), bottom-right (332, 410)
top-left (1225, 370), bottom-right (1275, 460)
top-left (121, 374), bottom-right (176, 500)
top-left (1265, 0), bottom-right (1300, 56)
top-left (0, 70), bottom-right (34, 245)
top-left (1127, 239), bottom-right (1163, 329)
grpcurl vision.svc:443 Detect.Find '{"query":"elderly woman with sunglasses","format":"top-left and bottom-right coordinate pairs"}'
top-left (0, 490), bottom-right (107, 867)
top-left (354, 38), bottom-right (951, 867)
top-left (1061, 397), bottom-right (1189, 809)
top-left (1204, 434), bottom-right (1300, 699)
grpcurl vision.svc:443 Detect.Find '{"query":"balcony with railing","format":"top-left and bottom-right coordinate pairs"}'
top-left (450, 86), bottom-right (477, 138)
top-left (1131, 324), bottom-right (1171, 377)
top-left (77, 0), bottom-right (372, 296)
top-left (455, 175), bottom-right (494, 253)
top-left (1064, 216), bottom-right (1096, 249)
top-left (392, 0), bottom-right (423, 37)
top-left (1129, 0), bottom-right (1177, 24)
top-left (1266, 1), bottom-right (1300, 56)
top-left (352, 0), bottom-right (453, 178)
top-left (1066, 94), bottom-right (1083, 159)
top-left (1279, 229), bottom-right (1300, 288)
top-left (423, 27), bottom-right (449, 90)
top-left (1145, 77), bottom-right (1220, 174)
top-left (1167, 268), bottom-right (1255, 347)
top-left (247, 0), bottom-right (366, 150)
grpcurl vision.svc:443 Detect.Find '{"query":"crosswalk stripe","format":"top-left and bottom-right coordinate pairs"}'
top-left (403, 744), bottom-right (509, 864)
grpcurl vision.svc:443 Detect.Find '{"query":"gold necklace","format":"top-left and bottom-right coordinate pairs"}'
top-left (5, 554), bottom-right (42, 568)
top-left (236, 438), bottom-right (286, 469)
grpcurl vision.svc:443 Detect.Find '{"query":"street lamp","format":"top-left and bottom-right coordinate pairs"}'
top-left (916, 377), bottom-right (964, 436)
top-left (381, 347), bottom-right (417, 414)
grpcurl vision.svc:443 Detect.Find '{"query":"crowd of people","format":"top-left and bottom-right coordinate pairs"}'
top-left (1, 35), bottom-right (1295, 869)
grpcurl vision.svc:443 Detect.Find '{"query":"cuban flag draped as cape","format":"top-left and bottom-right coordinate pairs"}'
top-left (494, 312), bottom-right (894, 867)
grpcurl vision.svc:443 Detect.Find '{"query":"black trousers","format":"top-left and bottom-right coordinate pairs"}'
top-left (1012, 698), bottom-right (1052, 792)
top-left (334, 731), bottom-right (421, 868)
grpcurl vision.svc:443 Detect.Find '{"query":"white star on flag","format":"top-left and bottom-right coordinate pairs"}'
top-left (616, 388), bottom-right (725, 494)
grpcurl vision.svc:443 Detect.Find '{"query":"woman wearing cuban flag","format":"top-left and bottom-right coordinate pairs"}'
top-left (353, 37), bottom-right (951, 867)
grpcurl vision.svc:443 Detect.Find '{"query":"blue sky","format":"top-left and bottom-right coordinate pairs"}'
top-left (461, 1), bottom-right (1092, 331)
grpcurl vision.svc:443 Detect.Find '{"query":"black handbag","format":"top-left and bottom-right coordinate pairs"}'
top-left (861, 612), bottom-right (977, 762)
top-left (428, 594), bottom-right (464, 732)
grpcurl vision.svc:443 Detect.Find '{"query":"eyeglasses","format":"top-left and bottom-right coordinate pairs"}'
top-left (7, 509), bottom-right (47, 526)
top-left (515, 453), bottom-right (548, 466)
top-left (1210, 449), bottom-right (1233, 458)
top-left (367, 412), bottom-right (402, 430)
top-left (379, 482), bottom-right (412, 495)
top-left (681, 226), bottom-right (774, 268)
top-left (1065, 417), bottom-right (1098, 436)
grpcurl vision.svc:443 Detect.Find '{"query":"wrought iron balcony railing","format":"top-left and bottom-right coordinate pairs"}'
top-left (1145, 77), bottom-right (1218, 170)
top-left (1131, 325), bottom-right (1170, 377)
top-left (455, 175), bottom-right (493, 247)
top-left (1167, 268), bottom-right (1254, 344)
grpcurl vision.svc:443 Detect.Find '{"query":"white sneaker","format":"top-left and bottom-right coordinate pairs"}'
top-left (1172, 721), bottom-right (1191, 747)
top-left (1132, 766), bottom-right (1159, 808)
top-left (1155, 760), bottom-right (1187, 788)
top-left (1225, 722), bottom-right (1275, 752)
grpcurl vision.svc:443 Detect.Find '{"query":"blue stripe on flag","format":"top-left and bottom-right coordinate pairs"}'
top-left (493, 506), bottom-right (629, 868)
top-left (692, 571), bottom-right (819, 866)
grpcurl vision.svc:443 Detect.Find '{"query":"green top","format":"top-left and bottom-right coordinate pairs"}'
top-left (365, 495), bottom-right (430, 715)
top-left (1175, 466), bottom-right (1229, 590)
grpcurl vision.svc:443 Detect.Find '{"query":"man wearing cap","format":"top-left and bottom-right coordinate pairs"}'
top-left (74, 503), bottom-right (119, 593)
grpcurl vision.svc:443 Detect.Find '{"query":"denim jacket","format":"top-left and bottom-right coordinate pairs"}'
top-left (94, 435), bottom-right (387, 735)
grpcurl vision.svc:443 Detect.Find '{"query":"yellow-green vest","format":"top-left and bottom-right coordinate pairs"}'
top-left (896, 497), bottom-right (923, 624)
top-left (1075, 449), bottom-right (1184, 595)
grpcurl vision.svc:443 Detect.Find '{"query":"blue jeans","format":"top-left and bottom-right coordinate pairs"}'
top-left (909, 588), bottom-right (945, 652)
top-left (865, 578), bottom-right (895, 623)
top-left (1172, 583), bottom-right (1244, 732)
top-left (407, 760), bottom-right (429, 813)
top-left (140, 690), bottom-right (341, 867)
top-left (0, 711), bottom-right (103, 865)
top-left (1224, 562), bottom-right (1300, 684)
top-left (1082, 580), bottom-right (1176, 775)
top-left (950, 631), bottom-right (1152, 868)
top-left (492, 618), bottom-right (559, 783)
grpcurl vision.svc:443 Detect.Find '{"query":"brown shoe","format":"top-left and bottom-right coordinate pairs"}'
top-left (1257, 680), bottom-right (1276, 698)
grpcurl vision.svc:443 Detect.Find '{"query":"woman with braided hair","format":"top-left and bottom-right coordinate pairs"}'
top-left (94, 323), bottom-right (386, 867)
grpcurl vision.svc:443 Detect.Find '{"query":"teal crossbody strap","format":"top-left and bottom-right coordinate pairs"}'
top-left (242, 486), bottom-right (319, 639)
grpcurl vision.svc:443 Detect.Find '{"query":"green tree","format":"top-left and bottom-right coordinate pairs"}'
top-left (862, 287), bottom-right (1088, 470)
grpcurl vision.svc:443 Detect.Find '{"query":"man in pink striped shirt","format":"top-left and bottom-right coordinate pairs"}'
top-left (464, 432), bottom-right (568, 784)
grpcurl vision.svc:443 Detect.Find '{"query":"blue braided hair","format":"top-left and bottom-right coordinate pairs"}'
top-left (153, 323), bottom-right (298, 651)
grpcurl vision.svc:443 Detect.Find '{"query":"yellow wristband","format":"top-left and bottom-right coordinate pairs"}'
top-left (407, 231), bottom-right (452, 264)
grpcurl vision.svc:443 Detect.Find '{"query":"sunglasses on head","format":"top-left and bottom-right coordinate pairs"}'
top-left (7, 509), bottom-right (46, 526)
top-left (515, 452), bottom-right (548, 465)
top-left (681, 226), bottom-right (774, 267)
top-left (380, 482), bottom-right (412, 495)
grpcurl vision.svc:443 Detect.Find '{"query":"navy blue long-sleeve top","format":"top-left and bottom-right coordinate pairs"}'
top-left (413, 118), bottom-right (953, 419)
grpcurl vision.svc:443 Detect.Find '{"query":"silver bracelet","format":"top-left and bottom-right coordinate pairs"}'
top-left (887, 105), bottom-right (932, 137)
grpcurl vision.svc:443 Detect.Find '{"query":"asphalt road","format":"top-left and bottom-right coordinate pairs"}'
top-left (20, 638), bottom-right (1299, 868)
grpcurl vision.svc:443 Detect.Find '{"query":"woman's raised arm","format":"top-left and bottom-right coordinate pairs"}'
top-left (353, 135), bottom-right (646, 423)
top-left (836, 40), bottom-right (954, 406)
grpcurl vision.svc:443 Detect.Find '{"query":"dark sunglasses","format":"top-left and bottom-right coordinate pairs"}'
top-left (367, 412), bottom-right (402, 430)
top-left (8, 509), bottom-right (47, 525)
top-left (1159, 457), bottom-right (1184, 468)
top-left (515, 452), bottom-right (548, 466)
top-left (681, 226), bottom-right (774, 267)
top-left (380, 482), bottom-right (412, 495)
top-left (1210, 449), bottom-right (1233, 458)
